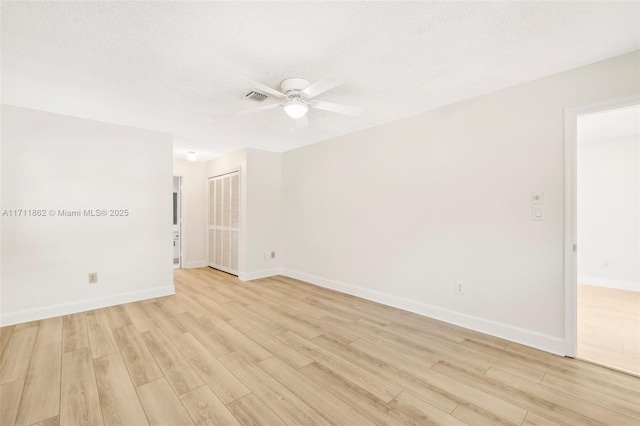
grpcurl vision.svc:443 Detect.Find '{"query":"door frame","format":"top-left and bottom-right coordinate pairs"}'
top-left (173, 176), bottom-right (183, 269)
top-left (563, 93), bottom-right (639, 357)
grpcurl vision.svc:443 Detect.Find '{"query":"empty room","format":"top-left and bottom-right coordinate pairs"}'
top-left (1, 2), bottom-right (639, 426)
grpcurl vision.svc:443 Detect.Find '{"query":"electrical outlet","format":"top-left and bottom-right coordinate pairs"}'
top-left (455, 281), bottom-right (464, 295)
top-left (602, 260), bottom-right (609, 267)
top-left (89, 273), bottom-right (98, 284)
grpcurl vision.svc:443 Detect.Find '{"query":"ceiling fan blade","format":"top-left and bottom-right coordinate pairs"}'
top-left (311, 100), bottom-right (362, 116)
top-left (236, 103), bottom-right (283, 115)
top-left (295, 115), bottom-right (308, 128)
top-left (242, 78), bottom-right (286, 98)
top-left (301, 74), bottom-right (343, 98)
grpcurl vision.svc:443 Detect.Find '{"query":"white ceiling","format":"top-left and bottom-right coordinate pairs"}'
top-left (2, 1), bottom-right (639, 161)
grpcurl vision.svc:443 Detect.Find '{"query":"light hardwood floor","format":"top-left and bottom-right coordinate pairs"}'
top-left (578, 283), bottom-right (640, 376)
top-left (1, 268), bottom-right (639, 425)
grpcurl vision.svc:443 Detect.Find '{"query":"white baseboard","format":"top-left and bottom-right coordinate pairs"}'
top-left (184, 261), bottom-right (207, 269)
top-left (578, 275), bottom-right (639, 292)
top-left (239, 268), bottom-right (282, 281)
top-left (281, 268), bottom-right (565, 356)
top-left (0, 285), bottom-right (176, 326)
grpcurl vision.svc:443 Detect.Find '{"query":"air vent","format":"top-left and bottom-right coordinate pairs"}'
top-left (244, 90), bottom-right (268, 102)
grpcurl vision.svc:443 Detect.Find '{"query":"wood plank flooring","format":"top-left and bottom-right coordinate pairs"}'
top-left (577, 283), bottom-right (640, 376)
top-left (1, 268), bottom-right (639, 425)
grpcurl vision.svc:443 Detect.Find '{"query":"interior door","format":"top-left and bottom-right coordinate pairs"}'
top-left (208, 171), bottom-right (239, 275)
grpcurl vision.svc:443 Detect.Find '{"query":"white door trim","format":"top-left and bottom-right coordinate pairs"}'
top-left (563, 93), bottom-right (639, 357)
top-left (173, 175), bottom-right (183, 269)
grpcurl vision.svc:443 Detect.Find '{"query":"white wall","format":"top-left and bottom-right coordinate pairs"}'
top-left (1, 106), bottom-right (175, 325)
top-left (281, 51), bottom-right (640, 355)
top-left (205, 148), bottom-right (281, 280)
top-left (173, 159), bottom-right (206, 268)
top-left (245, 149), bottom-right (281, 277)
top-left (577, 135), bottom-right (639, 291)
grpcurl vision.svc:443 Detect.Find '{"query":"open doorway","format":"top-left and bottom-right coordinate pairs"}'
top-left (173, 176), bottom-right (182, 269)
top-left (574, 103), bottom-right (639, 375)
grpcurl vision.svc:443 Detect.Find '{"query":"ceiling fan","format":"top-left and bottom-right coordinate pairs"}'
top-left (237, 75), bottom-right (362, 128)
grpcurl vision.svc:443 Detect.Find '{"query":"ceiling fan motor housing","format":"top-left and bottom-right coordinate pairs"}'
top-left (280, 77), bottom-right (310, 96)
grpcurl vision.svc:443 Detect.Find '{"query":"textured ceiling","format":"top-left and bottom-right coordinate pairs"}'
top-left (2, 1), bottom-right (639, 161)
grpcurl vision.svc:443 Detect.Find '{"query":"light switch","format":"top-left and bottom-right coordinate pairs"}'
top-left (532, 206), bottom-right (544, 221)
top-left (532, 191), bottom-right (544, 204)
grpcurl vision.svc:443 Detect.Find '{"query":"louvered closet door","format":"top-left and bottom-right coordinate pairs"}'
top-left (208, 171), bottom-right (240, 275)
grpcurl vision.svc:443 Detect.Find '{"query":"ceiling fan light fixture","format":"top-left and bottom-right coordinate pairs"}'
top-left (283, 98), bottom-right (308, 119)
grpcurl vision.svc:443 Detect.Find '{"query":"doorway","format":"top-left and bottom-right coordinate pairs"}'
top-left (173, 176), bottom-right (182, 269)
top-left (565, 96), bottom-right (639, 375)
